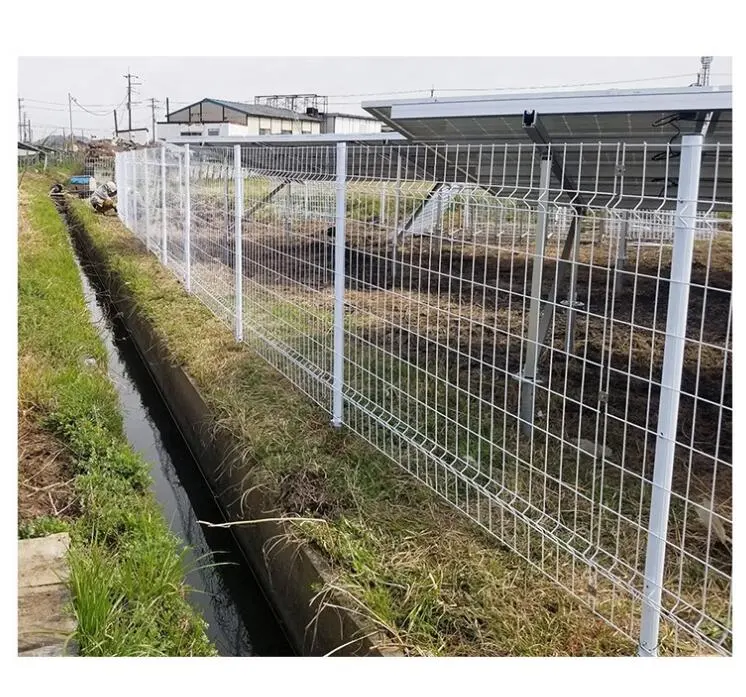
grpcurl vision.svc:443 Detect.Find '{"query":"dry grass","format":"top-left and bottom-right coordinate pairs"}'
top-left (70, 196), bottom-right (732, 656)
top-left (67, 200), bottom-right (645, 657)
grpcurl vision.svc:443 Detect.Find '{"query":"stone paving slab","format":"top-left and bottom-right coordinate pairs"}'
top-left (18, 533), bottom-right (77, 656)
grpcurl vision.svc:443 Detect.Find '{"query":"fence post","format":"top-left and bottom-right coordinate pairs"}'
top-left (144, 148), bottom-right (151, 252)
top-left (184, 145), bottom-right (192, 293)
top-left (390, 150), bottom-right (402, 287)
top-left (615, 211), bottom-right (629, 298)
top-left (161, 145), bottom-right (168, 265)
top-left (132, 154), bottom-right (139, 236)
top-left (331, 141), bottom-right (348, 428)
top-left (519, 154), bottom-right (552, 435)
top-left (638, 134), bottom-right (703, 657)
top-left (123, 156), bottom-right (130, 228)
top-left (234, 144), bottom-right (243, 342)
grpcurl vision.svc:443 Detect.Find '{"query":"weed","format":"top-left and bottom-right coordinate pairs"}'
top-left (18, 174), bottom-right (216, 656)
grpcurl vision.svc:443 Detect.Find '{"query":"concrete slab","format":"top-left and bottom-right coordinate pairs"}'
top-left (18, 533), bottom-right (77, 656)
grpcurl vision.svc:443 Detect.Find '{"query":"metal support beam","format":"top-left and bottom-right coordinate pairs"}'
top-left (519, 156), bottom-right (551, 435)
top-left (400, 181), bottom-right (445, 236)
top-left (245, 180), bottom-right (289, 218)
top-left (532, 209), bottom-right (582, 365)
top-left (638, 134), bottom-right (703, 657)
top-left (331, 142), bottom-right (347, 428)
top-left (565, 213), bottom-right (582, 355)
top-left (522, 110), bottom-right (587, 207)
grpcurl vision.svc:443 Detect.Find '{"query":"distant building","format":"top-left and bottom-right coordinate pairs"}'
top-left (321, 112), bottom-right (382, 134)
top-left (156, 97), bottom-right (383, 142)
top-left (157, 98), bottom-right (322, 141)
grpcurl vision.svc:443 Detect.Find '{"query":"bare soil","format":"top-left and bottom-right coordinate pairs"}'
top-left (18, 410), bottom-right (77, 524)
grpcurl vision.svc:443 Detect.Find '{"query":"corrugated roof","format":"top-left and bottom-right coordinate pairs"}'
top-left (170, 98), bottom-right (321, 122)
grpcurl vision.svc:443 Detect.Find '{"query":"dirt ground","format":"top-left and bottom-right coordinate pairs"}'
top-left (180, 214), bottom-right (732, 586)
top-left (18, 410), bottom-right (77, 525)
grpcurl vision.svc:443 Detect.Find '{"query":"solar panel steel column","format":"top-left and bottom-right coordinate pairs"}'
top-left (161, 145), bottom-right (167, 265)
top-left (332, 142), bottom-right (347, 428)
top-left (184, 145), bottom-right (192, 293)
top-left (565, 212), bottom-right (581, 355)
top-left (234, 144), bottom-right (243, 343)
top-left (519, 155), bottom-right (552, 435)
top-left (639, 133), bottom-right (704, 657)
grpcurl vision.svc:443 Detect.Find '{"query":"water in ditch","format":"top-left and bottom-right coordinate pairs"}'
top-left (66, 215), bottom-right (293, 657)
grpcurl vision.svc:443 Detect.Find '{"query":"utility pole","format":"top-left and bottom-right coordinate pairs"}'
top-left (114, 109), bottom-right (119, 138)
top-left (148, 97), bottom-right (160, 143)
top-left (694, 56), bottom-right (714, 87)
top-left (18, 97), bottom-right (23, 141)
top-left (68, 93), bottom-right (74, 150)
top-left (124, 69), bottom-right (141, 133)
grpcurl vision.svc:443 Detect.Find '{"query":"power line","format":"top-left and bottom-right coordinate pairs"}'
top-left (71, 95), bottom-right (127, 116)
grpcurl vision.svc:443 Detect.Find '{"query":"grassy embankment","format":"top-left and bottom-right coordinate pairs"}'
top-left (65, 191), bottom-right (641, 657)
top-left (18, 173), bottom-right (216, 656)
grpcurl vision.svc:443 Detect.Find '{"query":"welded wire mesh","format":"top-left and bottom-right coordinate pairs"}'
top-left (115, 139), bottom-right (732, 656)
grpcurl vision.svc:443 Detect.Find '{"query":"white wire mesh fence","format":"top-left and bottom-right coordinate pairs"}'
top-left (115, 139), bottom-right (732, 656)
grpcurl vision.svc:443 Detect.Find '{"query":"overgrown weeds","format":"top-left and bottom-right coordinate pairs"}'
top-left (18, 173), bottom-right (215, 656)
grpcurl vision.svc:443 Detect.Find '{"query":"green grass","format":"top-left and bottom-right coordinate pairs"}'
top-left (63, 192), bottom-right (649, 657)
top-left (17, 174), bottom-right (216, 656)
top-left (19, 515), bottom-right (71, 539)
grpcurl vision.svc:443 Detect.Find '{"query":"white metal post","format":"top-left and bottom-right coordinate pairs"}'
top-left (132, 154), bottom-right (139, 235)
top-left (638, 134), bottom-right (704, 657)
top-left (116, 154), bottom-right (123, 224)
top-left (519, 156), bottom-right (552, 434)
top-left (391, 152), bottom-right (402, 287)
top-left (615, 211), bottom-right (629, 298)
top-left (114, 154), bottom-right (121, 221)
top-left (234, 144), bottom-right (243, 342)
top-left (178, 149), bottom-right (184, 218)
top-left (124, 156), bottom-right (130, 228)
top-left (331, 142), bottom-right (348, 428)
top-left (379, 183), bottom-right (386, 227)
top-left (160, 145), bottom-right (167, 265)
top-left (144, 148), bottom-right (151, 252)
top-left (184, 145), bottom-right (192, 293)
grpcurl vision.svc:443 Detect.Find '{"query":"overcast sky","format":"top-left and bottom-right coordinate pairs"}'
top-left (17, 56), bottom-right (732, 140)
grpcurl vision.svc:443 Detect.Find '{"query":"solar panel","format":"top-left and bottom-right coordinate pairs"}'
top-left (363, 86), bottom-right (732, 208)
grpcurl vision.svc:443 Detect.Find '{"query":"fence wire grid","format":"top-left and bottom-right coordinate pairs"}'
top-left (115, 138), bottom-right (732, 657)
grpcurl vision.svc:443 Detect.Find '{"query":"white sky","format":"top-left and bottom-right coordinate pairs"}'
top-left (17, 56), bottom-right (733, 141)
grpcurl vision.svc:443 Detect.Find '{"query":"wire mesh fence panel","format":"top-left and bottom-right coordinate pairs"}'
top-left (114, 139), bottom-right (732, 656)
top-left (237, 147), bottom-right (337, 411)
top-left (187, 146), bottom-right (237, 329)
top-left (163, 146), bottom-right (187, 279)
